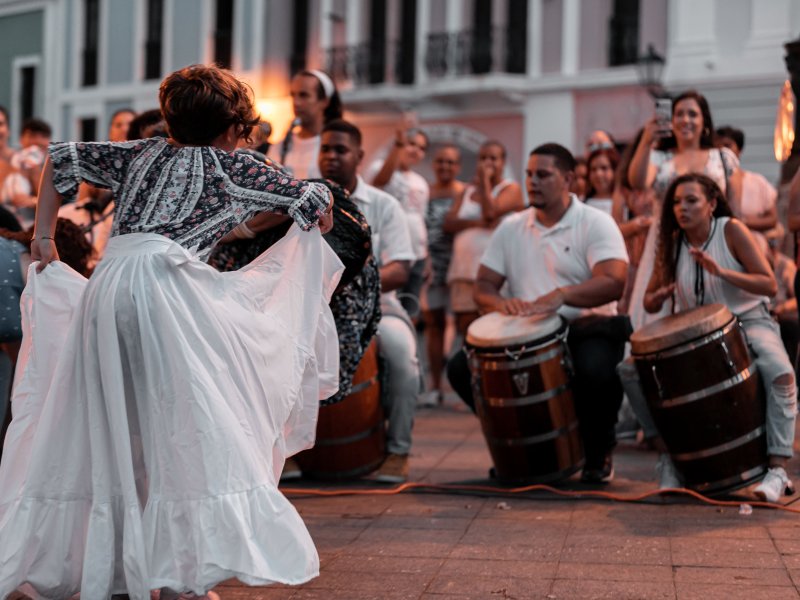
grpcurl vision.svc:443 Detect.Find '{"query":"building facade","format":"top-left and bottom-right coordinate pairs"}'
top-left (0, 0), bottom-right (796, 182)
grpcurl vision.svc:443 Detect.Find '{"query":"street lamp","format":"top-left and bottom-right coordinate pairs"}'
top-left (636, 44), bottom-right (666, 98)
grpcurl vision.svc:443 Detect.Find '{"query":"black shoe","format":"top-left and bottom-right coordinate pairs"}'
top-left (581, 453), bottom-right (614, 484)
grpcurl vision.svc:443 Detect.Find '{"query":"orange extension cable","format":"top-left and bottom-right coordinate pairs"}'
top-left (282, 481), bottom-right (800, 514)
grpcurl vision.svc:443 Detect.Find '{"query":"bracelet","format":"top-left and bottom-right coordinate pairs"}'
top-left (394, 140), bottom-right (405, 147)
top-left (38, 236), bottom-right (55, 241)
top-left (232, 222), bottom-right (256, 240)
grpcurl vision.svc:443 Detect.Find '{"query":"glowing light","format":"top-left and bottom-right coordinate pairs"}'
top-left (774, 80), bottom-right (795, 162)
top-left (255, 97), bottom-right (294, 144)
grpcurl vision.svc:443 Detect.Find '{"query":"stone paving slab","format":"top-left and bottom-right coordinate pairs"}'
top-left (229, 401), bottom-right (800, 599)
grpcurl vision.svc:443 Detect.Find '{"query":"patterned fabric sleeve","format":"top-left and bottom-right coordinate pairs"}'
top-left (48, 140), bottom-right (144, 202)
top-left (218, 152), bottom-right (330, 231)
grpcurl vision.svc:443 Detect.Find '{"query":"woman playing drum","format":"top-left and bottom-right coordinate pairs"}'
top-left (630, 173), bottom-right (796, 501)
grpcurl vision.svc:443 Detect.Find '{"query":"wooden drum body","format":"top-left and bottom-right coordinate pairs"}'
top-left (466, 313), bottom-right (584, 484)
top-left (295, 339), bottom-right (386, 479)
top-left (630, 304), bottom-right (768, 495)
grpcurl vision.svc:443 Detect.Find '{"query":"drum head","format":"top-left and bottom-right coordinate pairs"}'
top-left (466, 312), bottom-right (564, 348)
top-left (630, 303), bottom-right (734, 355)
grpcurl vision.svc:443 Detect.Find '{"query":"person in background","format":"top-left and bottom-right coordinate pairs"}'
top-left (762, 225), bottom-right (799, 365)
top-left (420, 143), bottom-right (465, 405)
top-left (444, 140), bottom-right (524, 345)
top-left (269, 69), bottom-right (343, 179)
top-left (107, 107), bottom-right (136, 142)
top-left (0, 118), bottom-right (52, 229)
top-left (570, 156), bottom-right (588, 199)
top-left (369, 114), bottom-right (430, 320)
top-left (715, 125), bottom-right (777, 236)
top-left (585, 129), bottom-right (616, 155)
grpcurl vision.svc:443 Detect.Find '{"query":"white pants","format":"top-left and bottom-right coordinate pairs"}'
top-left (378, 297), bottom-right (420, 455)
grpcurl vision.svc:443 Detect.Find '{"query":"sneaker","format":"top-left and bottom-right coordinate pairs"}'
top-left (280, 457), bottom-right (301, 482)
top-left (754, 467), bottom-right (795, 503)
top-left (417, 390), bottom-right (442, 408)
top-left (655, 453), bottom-right (682, 489)
top-left (580, 453), bottom-right (614, 484)
top-left (374, 453), bottom-right (409, 483)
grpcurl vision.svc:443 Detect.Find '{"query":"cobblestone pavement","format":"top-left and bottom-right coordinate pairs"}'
top-left (220, 396), bottom-right (800, 600)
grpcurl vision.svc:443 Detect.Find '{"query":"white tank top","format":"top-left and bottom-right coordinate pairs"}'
top-left (448, 179), bottom-right (515, 282)
top-left (674, 217), bottom-right (767, 315)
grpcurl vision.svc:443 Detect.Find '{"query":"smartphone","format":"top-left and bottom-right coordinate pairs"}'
top-left (655, 98), bottom-right (672, 136)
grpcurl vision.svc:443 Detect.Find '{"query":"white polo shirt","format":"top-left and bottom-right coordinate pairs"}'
top-left (480, 195), bottom-right (628, 322)
top-left (350, 175), bottom-right (415, 268)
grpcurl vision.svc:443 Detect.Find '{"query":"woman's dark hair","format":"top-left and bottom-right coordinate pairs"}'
top-left (656, 173), bottom-right (733, 287)
top-left (297, 70), bottom-right (343, 123)
top-left (159, 64), bottom-right (259, 145)
top-left (715, 125), bottom-right (745, 152)
top-left (0, 218), bottom-right (95, 276)
top-left (656, 90), bottom-right (715, 151)
top-left (584, 147), bottom-right (620, 199)
top-left (616, 128), bottom-right (645, 192)
top-left (127, 109), bottom-right (167, 140)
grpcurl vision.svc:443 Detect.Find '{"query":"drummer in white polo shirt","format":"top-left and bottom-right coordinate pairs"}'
top-left (319, 119), bottom-right (420, 484)
top-left (447, 143), bottom-right (630, 484)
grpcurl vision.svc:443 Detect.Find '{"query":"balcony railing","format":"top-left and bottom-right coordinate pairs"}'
top-left (326, 26), bottom-right (526, 88)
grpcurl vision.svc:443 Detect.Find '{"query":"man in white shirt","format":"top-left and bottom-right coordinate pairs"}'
top-left (319, 119), bottom-right (419, 483)
top-left (367, 118), bottom-right (430, 318)
top-left (447, 143), bottom-right (630, 484)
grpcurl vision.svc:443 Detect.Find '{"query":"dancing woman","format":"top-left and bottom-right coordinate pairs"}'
top-left (0, 65), bottom-right (341, 600)
top-left (623, 173), bottom-right (796, 499)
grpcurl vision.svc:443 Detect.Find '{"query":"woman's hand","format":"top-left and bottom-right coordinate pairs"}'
top-left (318, 189), bottom-right (334, 234)
top-left (689, 247), bottom-right (721, 276)
top-left (644, 283), bottom-right (675, 313)
top-left (31, 238), bottom-right (59, 272)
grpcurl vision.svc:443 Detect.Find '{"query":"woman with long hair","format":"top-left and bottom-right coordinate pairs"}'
top-left (625, 173), bottom-right (796, 500)
top-left (269, 69), bottom-right (342, 179)
top-left (626, 90), bottom-right (741, 329)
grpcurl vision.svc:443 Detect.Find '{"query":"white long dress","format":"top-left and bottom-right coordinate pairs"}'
top-left (0, 138), bottom-right (343, 600)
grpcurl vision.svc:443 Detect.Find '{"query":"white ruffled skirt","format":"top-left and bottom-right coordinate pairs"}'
top-left (0, 226), bottom-right (343, 600)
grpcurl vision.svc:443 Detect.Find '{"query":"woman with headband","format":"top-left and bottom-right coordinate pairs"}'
top-left (269, 69), bottom-right (343, 179)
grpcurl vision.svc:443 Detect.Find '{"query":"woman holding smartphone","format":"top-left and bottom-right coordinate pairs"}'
top-left (625, 90), bottom-right (741, 329)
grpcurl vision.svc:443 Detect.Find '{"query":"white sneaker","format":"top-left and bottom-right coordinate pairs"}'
top-left (754, 467), bottom-right (794, 503)
top-left (655, 453), bottom-right (681, 489)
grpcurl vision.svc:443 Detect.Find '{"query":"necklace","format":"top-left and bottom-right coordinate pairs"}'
top-left (683, 217), bottom-right (717, 306)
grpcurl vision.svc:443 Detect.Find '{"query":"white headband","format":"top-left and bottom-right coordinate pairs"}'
top-left (307, 69), bottom-right (336, 99)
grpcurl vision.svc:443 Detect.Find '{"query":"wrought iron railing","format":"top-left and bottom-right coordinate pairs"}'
top-left (325, 26), bottom-right (527, 88)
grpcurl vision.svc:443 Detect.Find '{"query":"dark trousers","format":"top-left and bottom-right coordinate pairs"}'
top-left (447, 316), bottom-right (628, 463)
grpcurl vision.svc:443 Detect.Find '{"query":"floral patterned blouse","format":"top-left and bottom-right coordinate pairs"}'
top-left (49, 138), bottom-right (330, 259)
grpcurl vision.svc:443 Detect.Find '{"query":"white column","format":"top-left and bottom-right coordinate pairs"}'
top-left (527, 0), bottom-right (542, 77)
top-left (346, 0), bottom-right (362, 47)
top-left (415, 0), bottom-right (430, 85)
top-left (445, 0), bottom-right (460, 32)
top-left (522, 91), bottom-right (576, 159)
top-left (748, 0), bottom-right (792, 47)
top-left (318, 0), bottom-right (333, 66)
top-left (561, 0), bottom-right (579, 76)
top-left (445, 0), bottom-right (461, 77)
